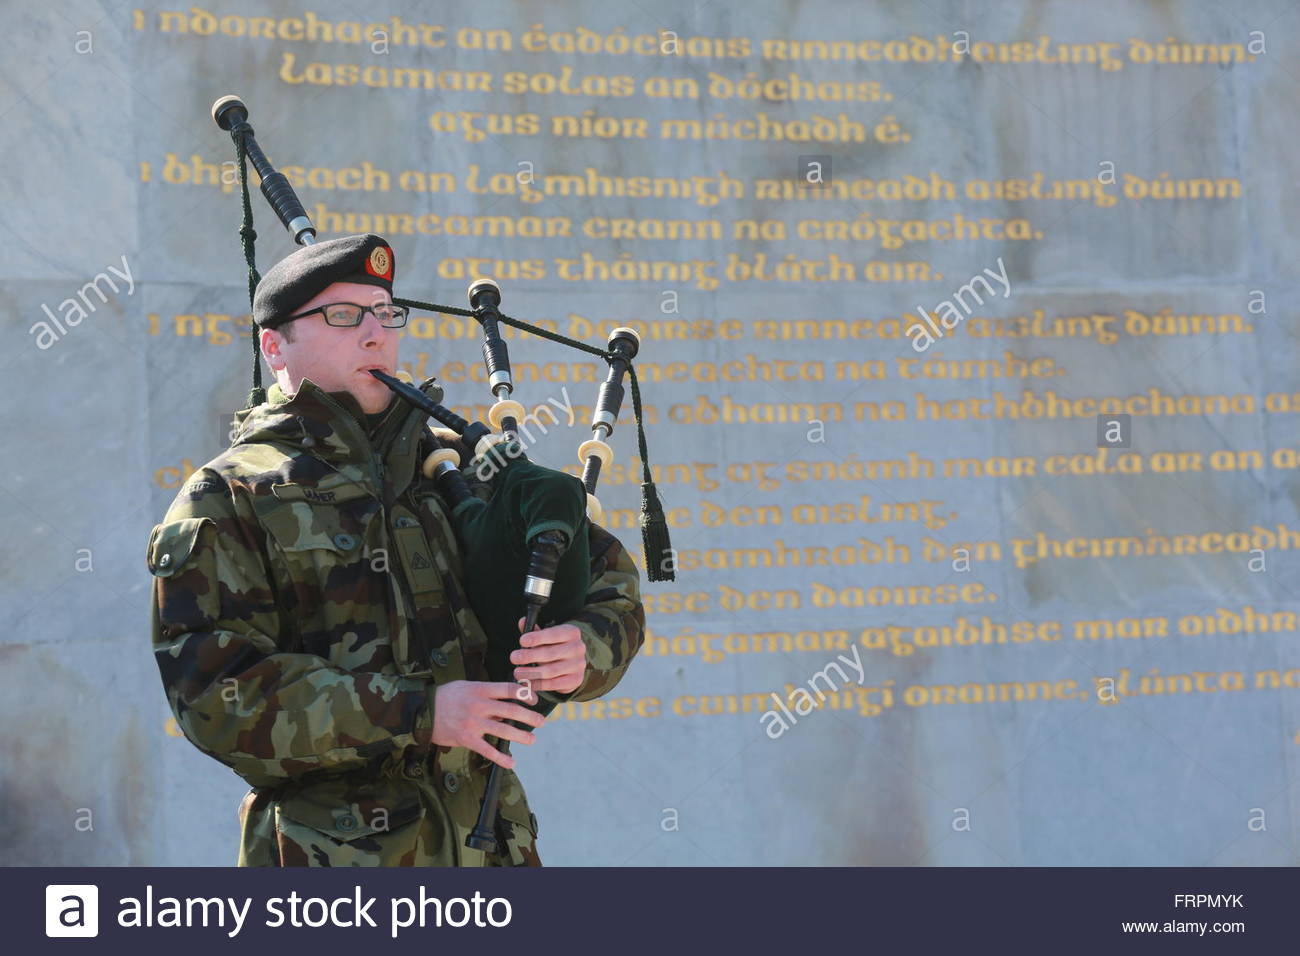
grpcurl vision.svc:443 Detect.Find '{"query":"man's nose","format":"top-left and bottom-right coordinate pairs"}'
top-left (358, 308), bottom-right (387, 345)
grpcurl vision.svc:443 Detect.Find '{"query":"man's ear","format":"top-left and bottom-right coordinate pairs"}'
top-left (260, 327), bottom-right (286, 371)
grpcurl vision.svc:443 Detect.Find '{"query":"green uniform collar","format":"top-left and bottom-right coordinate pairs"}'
top-left (231, 377), bottom-right (437, 502)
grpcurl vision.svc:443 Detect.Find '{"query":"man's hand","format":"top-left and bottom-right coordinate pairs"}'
top-left (430, 680), bottom-right (545, 770)
top-left (511, 620), bottom-right (588, 700)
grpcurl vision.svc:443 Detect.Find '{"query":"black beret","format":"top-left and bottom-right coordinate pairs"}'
top-left (253, 233), bottom-right (395, 329)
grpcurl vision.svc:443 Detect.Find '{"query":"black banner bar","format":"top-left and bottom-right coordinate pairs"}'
top-left (4, 867), bottom-right (1291, 953)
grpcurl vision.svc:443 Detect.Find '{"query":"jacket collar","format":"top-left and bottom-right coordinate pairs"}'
top-left (231, 377), bottom-right (439, 501)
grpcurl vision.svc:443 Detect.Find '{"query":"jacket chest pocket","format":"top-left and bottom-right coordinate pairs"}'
top-left (258, 481), bottom-right (380, 652)
top-left (263, 483), bottom-right (376, 558)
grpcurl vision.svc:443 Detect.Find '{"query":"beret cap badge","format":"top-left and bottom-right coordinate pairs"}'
top-left (367, 245), bottom-right (393, 280)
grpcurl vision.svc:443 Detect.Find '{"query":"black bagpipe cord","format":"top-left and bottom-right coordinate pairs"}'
top-left (232, 126), bottom-right (265, 409)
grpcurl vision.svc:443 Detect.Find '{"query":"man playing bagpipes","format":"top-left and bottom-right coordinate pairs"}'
top-left (147, 232), bottom-right (645, 866)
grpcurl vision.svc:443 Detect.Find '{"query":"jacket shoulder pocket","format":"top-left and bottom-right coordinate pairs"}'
top-left (146, 517), bottom-right (212, 577)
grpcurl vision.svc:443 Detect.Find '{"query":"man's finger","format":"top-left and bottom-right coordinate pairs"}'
top-left (518, 626), bottom-right (576, 647)
top-left (469, 738), bottom-right (514, 770)
top-left (478, 681), bottom-right (530, 700)
top-left (487, 701), bottom-right (547, 727)
top-left (514, 661), bottom-right (568, 681)
top-left (484, 719), bottom-right (537, 747)
top-left (514, 680), bottom-right (539, 705)
top-left (525, 676), bottom-right (579, 694)
top-left (511, 641), bottom-right (584, 666)
top-left (511, 645), bottom-right (560, 666)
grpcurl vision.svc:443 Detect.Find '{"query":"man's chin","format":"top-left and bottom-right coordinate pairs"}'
top-left (356, 379), bottom-right (396, 415)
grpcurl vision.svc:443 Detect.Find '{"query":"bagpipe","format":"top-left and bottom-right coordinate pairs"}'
top-left (211, 95), bottom-right (673, 853)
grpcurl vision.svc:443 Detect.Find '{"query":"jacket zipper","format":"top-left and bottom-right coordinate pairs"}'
top-left (302, 392), bottom-right (440, 674)
top-left (375, 437), bottom-right (442, 674)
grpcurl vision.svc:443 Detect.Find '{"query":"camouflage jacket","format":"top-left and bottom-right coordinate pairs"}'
top-left (147, 377), bottom-right (644, 866)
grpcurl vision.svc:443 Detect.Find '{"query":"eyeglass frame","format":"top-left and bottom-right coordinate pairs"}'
top-left (283, 301), bottom-right (409, 328)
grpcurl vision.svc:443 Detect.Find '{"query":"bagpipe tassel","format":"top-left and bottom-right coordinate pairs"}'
top-left (630, 367), bottom-right (675, 582)
top-left (639, 477), bottom-right (675, 583)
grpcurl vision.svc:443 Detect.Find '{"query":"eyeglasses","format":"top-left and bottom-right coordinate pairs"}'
top-left (285, 302), bottom-right (409, 328)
